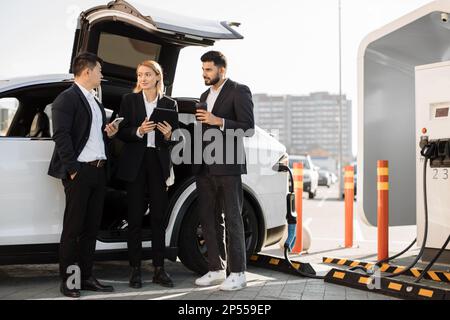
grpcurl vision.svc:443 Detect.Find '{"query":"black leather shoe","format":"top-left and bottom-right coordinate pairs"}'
top-left (60, 281), bottom-right (81, 298)
top-left (153, 267), bottom-right (174, 287)
top-left (129, 267), bottom-right (142, 289)
top-left (81, 276), bottom-right (114, 292)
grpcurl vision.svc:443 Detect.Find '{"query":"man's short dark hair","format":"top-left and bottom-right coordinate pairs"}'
top-left (201, 51), bottom-right (227, 69)
top-left (72, 52), bottom-right (103, 77)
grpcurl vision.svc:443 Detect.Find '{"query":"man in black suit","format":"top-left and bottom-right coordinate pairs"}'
top-left (194, 51), bottom-right (255, 291)
top-left (48, 52), bottom-right (118, 298)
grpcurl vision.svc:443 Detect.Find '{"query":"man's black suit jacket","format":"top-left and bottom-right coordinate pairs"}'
top-left (48, 84), bottom-right (109, 180)
top-left (115, 93), bottom-right (178, 183)
top-left (192, 79), bottom-right (255, 176)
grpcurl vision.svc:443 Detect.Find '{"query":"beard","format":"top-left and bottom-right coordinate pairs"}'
top-left (204, 74), bottom-right (221, 86)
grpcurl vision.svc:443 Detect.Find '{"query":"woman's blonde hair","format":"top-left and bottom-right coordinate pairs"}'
top-left (133, 60), bottom-right (164, 96)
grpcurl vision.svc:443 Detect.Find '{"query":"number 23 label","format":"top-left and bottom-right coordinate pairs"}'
top-left (433, 169), bottom-right (449, 180)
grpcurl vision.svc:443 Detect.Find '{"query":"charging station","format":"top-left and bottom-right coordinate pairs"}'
top-left (358, 0), bottom-right (450, 229)
top-left (251, 2), bottom-right (450, 299)
top-left (358, 0), bottom-right (450, 261)
top-left (318, 1), bottom-right (450, 299)
top-left (415, 61), bottom-right (450, 264)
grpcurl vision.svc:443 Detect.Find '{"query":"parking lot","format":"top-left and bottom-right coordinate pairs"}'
top-left (0, 184), bottom-right (413, 300)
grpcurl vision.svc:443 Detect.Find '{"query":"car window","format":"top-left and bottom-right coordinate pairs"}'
top-left (288, 159), bottom-right (295, 168)
top-left (0, 98), bottom-right (19, 136)
top-left (98, 32), bottom-right (161, 69)
top-left (43, 104), bottom-right (114, 137)
top-left (303, 159), bottom-right (311, 169)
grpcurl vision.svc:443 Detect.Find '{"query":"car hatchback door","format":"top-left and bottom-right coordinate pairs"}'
top-left (70, 0), bottom-right (243, 93)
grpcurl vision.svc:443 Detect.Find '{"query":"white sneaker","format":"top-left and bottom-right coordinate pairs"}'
top-left (219, 272), bottom-right (247, 291)
top-left (195, 270), bottom-right (226, 286)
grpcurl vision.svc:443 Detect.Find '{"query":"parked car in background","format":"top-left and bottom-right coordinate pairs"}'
top-left (330, 172), bottom-right (338, 184)
top-left (289, 154), bottom-right (319, 199)
top-left (318, 170), bottom-right (332, 187)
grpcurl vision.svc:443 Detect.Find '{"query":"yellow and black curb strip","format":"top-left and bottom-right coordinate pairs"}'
top-left (323, 257), bottom-right (450, 283)
top-left (324, 268), bottom-right (450, 300)
top-left (249, 254), bottom-right (316, 276)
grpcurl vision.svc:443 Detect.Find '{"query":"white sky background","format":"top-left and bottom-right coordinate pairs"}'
top-left (0, 0), bottom-right (433, 155)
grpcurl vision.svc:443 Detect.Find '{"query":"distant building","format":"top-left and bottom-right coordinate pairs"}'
top-left (253, 92), bottom-right (353, 167)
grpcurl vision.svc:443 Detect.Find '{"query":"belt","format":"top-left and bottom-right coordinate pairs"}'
top-left (85, 160), bottom-right (106, 168)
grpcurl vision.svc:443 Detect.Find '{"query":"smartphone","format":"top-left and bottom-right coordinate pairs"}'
top-left (111, 117), bottom-right (124, 127)
top-left (195, 102), bottom-right (207, 121)
top-left (195, 102), bottom-right (207, 111)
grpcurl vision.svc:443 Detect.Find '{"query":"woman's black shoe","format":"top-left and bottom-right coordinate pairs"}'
top-left (153, 267), bottom-right (174, 287)
top-left (129, 267), bottom-right (142, 288)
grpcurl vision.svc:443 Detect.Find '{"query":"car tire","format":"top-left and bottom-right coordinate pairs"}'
top-left (178, 197), bottom-right (259, 275)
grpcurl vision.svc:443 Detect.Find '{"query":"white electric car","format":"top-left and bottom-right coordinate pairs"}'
top-left (0, 0), bottom-right (288, 274)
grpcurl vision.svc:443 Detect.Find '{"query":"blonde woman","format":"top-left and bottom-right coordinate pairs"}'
top-left (116, 60), bottom-right (178, 288)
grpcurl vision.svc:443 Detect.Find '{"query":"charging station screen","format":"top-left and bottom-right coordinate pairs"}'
top-left (435, 107), bottom-right (449, 118)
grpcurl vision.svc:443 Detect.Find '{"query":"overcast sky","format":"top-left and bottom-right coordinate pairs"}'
top-left (0, 0), bottom-right (433, 154)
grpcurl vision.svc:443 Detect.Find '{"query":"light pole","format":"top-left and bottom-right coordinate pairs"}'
top-left (338, 0), bottom-right (344, 199)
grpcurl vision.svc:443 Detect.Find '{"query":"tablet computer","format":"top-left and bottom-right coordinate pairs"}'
top-left (150, 108), bottom-right (179, 128)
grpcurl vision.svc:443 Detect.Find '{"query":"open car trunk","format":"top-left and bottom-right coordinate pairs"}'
top-left (70, 0), bottom-right (243, 94)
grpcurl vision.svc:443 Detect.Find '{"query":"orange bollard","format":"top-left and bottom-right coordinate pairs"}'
top-left (377, 160), bottom-right (389, 261)
top-left (344, 166), bottom-right (354, 248)
top-left (292, 162), bottom-right (303, 254)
